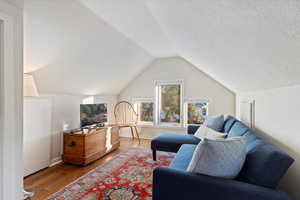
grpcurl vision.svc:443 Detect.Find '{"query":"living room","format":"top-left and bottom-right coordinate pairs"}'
top-left (1, 0), bottom-right (300, 199)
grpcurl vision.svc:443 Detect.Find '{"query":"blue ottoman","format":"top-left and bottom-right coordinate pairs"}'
top-left (151, 133), bottom-right (200, 160)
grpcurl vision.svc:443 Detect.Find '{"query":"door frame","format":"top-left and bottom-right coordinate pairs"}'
top-left (0, 1), bottom-right (23, 199)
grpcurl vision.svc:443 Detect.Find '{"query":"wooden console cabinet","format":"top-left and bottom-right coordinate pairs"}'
top-left (63, 126), bottom-right (120, 166)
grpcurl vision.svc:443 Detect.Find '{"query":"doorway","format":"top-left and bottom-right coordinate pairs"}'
top-left (0, 7), bottom-right (24, 199)
top-left (0, 17), bottom-right (5, 200)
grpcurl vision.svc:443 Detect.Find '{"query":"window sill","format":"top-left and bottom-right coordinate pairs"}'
top-left (137, 124), bottom-right (186, 130)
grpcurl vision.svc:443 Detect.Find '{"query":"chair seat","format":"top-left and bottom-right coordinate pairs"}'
top-left (117, 124), bottom-right (137, 127)
top-left (151, 133), bottom-right (200, 153)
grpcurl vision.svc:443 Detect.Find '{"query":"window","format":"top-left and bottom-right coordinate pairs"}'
top-left (184, 100), bottom-right (208, 126)
top-left (156, 80), bottom-right (183, 126)
top-left (133, 98), bottom-right (154, 125)
top-left (134, 81), bottom-right (209, 128)
top-left (140, 102), bottom-right (154, 122)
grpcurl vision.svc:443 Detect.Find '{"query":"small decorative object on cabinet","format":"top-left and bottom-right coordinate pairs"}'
top-left (63, 125), bottom-right (120, 166)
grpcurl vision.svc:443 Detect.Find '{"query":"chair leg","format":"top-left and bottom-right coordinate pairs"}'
top-left (152, 149), bottom-right (157, 161)
top-left (130, 126), bottom-right (135, 140)
top-left (134, 126), bottom-right (140, 144)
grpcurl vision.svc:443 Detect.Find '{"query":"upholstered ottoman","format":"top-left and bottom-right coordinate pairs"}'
top-left (151, 133), bottom-right (200, 160)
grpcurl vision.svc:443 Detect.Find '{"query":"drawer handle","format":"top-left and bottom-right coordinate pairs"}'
top-left (68, 141), bottom-right (76, 147)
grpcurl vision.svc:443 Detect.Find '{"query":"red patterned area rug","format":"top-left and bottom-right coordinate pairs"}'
top-left (48, 148), bottom-right (174, 200)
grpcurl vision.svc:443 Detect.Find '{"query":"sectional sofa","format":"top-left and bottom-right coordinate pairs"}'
top-left (152, 116), bottom-right (294, 200)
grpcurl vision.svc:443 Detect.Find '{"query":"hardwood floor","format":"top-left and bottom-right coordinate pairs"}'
top-left (24, 137), bottom-right (151, 200)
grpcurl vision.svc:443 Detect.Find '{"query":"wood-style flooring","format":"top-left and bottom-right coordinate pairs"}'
top-left (24, 137), bottom-right (151, 200)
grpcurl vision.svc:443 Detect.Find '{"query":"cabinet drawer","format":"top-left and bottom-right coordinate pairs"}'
top-left (84, 130), bottom-right (106, 156)
top-left (64, 135), bottom-right (84, 156)
top-left (63, 126), bottom-right (120, 166)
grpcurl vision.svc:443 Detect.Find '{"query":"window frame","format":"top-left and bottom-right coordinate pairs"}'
top-left (184, 98), bottom-right (209, 127)
top-left (155, 80), bottom-right (184, 128)
top-left (132, 97), bottom-right (155, 126)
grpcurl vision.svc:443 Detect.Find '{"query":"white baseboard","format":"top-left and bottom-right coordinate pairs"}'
top-left (120, 135), bottom-right (154, 140)
top-left (119, 127), bottom-right (186, 140)
top-left (49, 156), bottom-right (62, 167)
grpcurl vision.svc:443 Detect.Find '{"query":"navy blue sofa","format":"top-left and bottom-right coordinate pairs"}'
top-left (152, 116), bottom-right (294, 200)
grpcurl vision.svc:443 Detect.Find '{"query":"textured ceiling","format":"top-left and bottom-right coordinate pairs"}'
top-left (25, 0), bottom-right (300, 94)
top-left (4, 0), bottom-right (23, 8)
top-left (147, 0), bottom-right (300, 92)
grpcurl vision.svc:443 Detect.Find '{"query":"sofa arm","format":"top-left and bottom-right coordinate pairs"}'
top-left (153, 167), bottom-right (291, 200)
top-left (187, 125), bottom-right (201, 135)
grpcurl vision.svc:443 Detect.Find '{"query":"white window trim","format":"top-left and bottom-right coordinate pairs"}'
top-left (183, 98), bottom-right (210, 127)
top-left (132, 97), bottom-right (155, 126)
top-left (155, 79), bottom-right (184, 128)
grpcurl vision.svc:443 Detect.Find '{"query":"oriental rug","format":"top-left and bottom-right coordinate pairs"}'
top-left (48, 148), bottom-right (174, 200)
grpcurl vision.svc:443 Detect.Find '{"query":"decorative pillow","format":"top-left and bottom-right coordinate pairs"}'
top-left (187, 137), bottom-right (246, 179)
top-left (204, 115), bottom-right (224, 132)
top-left (223, 115), bottom-right (237, 133)
top-left (237, 143), bottom-right (294, 188)
top-left (194, 125), bottom-right (227, 140)
top-left (227, 121), bottom-right (249, 138)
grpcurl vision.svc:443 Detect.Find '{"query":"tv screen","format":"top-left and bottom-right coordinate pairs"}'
top-left (80, 104), bottom-right (108, 127)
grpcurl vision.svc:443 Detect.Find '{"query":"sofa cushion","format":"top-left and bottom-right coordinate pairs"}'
top-left (194, 125), bottom-right (227, 140)
top-left (223, 115), bottom-right (238, 133)
top-left (238, 143), bottom-right (294, 188)
top-left (187, 125), bottom-right (201, 135)
top-left (187, 137), bottom-right (246, 179)
top-left (246, 139), bottom-right (265, 153)
top-left (204, 115), bottom-right (224, 132)
top-left (151, 133), bottom-right (200, 153)
top-left (243, 130), bottom-right (260, 145)
top-left (169, 144), bottom-right (197, 170)
top-left (227, 121), bottom-right (249, 138)
top-left (243, 129), bottom-right (265, 152)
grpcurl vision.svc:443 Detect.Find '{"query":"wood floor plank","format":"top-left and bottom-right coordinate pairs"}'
top-left (24, 137), bottom-right (151, 200)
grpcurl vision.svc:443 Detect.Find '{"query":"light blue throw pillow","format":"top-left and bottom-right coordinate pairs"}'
top-left (204, 115), bottom-right (224, 132)
top-left (187, 137), bottom-right (246, 179)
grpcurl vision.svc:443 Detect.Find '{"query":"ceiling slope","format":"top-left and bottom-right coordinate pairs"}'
top-left (146, 0), bottom-right (300, 92)
top-left (79, 0), bottom-right (175, 58)
top-left (24, 0), bottom-right (153, 95)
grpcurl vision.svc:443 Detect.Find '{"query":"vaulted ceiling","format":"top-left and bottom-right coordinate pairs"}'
top-left (24, 0), bottom-right (300, 95)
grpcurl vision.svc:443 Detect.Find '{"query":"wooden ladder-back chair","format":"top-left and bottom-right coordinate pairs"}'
top-left (114, 101), bottom-right (140, 142)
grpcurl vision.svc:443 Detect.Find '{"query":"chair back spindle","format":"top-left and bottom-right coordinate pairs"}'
top-left (114, 101), bottom-right (138, 126)
top-left (113, 101), bottom-right (140, 143)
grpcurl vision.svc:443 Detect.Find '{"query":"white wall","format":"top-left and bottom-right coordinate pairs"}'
top-left (25, 0), bottom-right (153, 95)
top-left (23, 98), bottom-right (52, 176)
top-left (40, 94), bottom-right (117, 163)
top-left (119, 57), bottom-right (235, 138)
top-left (237, 85), bottom-right (300, 199)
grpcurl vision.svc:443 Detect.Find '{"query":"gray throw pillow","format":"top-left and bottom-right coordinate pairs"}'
top-left (204, 115), bottom-right (224, 132)
top-left (187, 137), bottom-right (246, 179)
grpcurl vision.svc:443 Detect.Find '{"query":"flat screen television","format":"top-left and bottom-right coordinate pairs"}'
top-left (80, 104), bottom-right (108, 127)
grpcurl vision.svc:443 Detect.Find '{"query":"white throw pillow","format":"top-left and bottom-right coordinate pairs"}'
top-left (194, 125), bottom-right (227, 139)
top-left (187, 137), bottom-right (246, 179)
